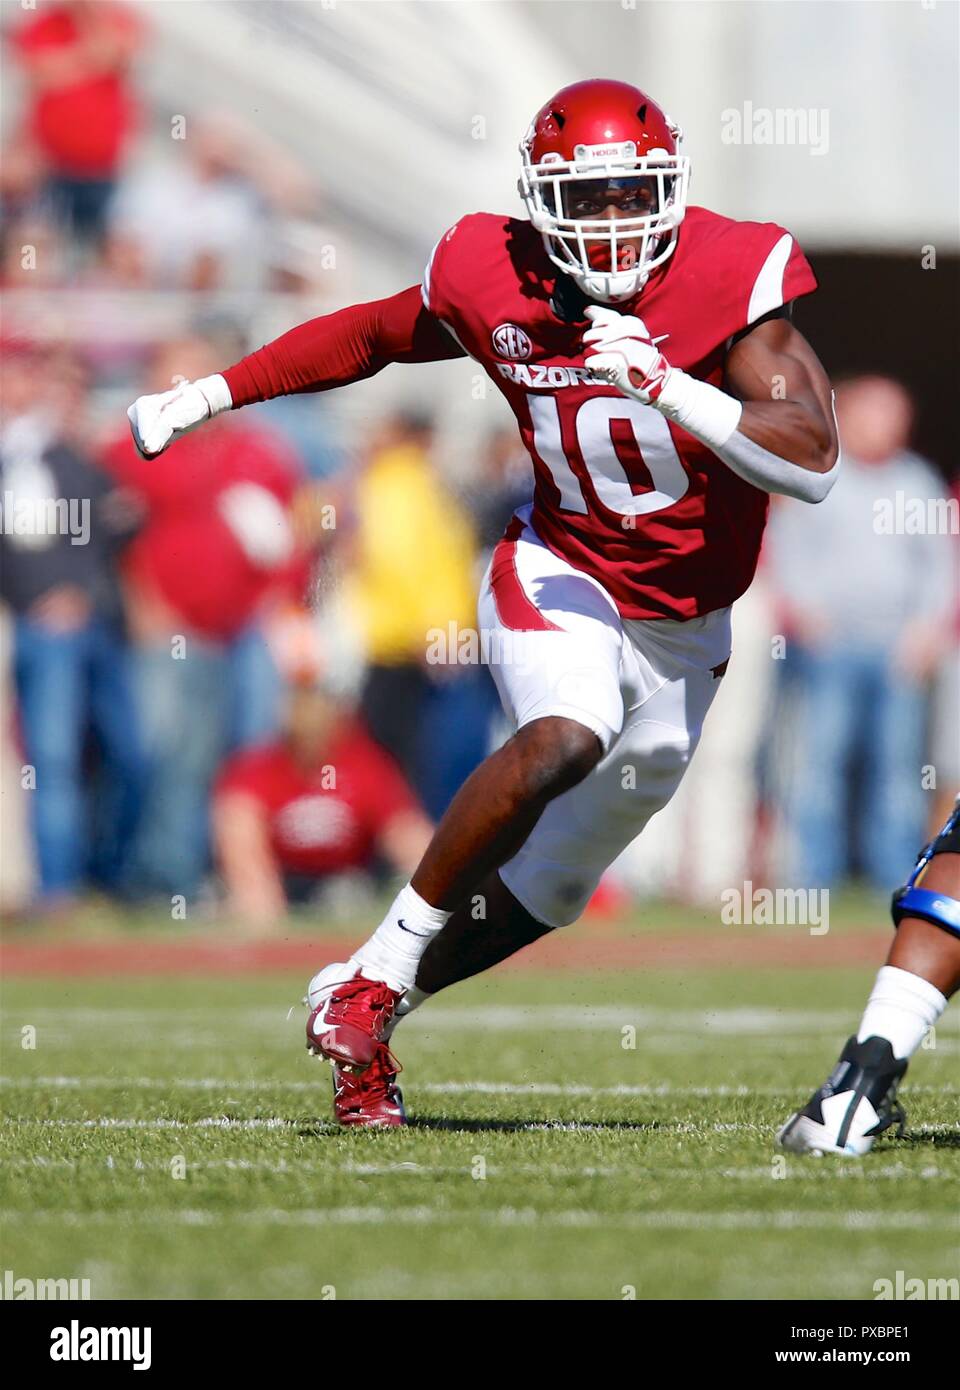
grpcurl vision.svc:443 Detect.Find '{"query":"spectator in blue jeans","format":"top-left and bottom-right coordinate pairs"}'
top-left (99, 334), bottom-right (306, 903)
top-left (1, 346), bottom-right (145, 907)
top-left (765, 376), bottom-right (954, 889)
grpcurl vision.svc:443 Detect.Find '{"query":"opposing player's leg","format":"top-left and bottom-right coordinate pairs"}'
top-left (304, 513), bottom-right (627, 1095)
top-left (779, 799), bottom-right (960, 1156)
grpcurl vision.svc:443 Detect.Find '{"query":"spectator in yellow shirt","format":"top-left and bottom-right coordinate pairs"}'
top-left (346, 412), bottom-right (495, 817)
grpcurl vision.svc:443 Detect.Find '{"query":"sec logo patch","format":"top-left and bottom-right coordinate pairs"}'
top-left (492, 323), bottom-right (533, 360)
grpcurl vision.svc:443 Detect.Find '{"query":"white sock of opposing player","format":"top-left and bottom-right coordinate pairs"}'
top-left (350, 883), bottom-right (450, 994)
top-left (856, 965), bottom-right (948, 1060)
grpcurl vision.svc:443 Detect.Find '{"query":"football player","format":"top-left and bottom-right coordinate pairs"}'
top-left (779, 800), bottom-right (960, 1156)
top-left (129, 79), bottom-right (841, 1127)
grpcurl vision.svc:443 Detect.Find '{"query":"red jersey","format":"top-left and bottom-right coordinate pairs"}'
top-left (215, 727), bottom-right (419, 876)
top-left (102, 419), bottom-right (304, 640)
top-left (423, 208), bottom-right (816, 619)
top-left (13, 5), bottom-right (143, 177)
top-left (222, 205), bottom-right (817, 620)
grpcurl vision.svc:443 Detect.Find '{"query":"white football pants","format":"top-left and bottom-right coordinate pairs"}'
top-left (479, 505), bottom-right (731, 927)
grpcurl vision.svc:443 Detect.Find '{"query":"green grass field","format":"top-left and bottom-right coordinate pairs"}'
top-left (2, 912), bottom-right (958, 1301)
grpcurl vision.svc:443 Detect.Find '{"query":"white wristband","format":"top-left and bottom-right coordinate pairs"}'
top-left (657, 369), bottom-right (840, 504)
top-left (656, 367), bottom-right (742, 450)
top-left (194, 373), bottom-right (233, 416)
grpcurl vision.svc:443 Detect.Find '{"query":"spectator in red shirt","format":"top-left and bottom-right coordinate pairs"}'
top-left (101, 333), bottom-right (310, 900)
top-left (10, 1), bottom-right (143, 246)
top-left (213, 679), bottom-right (432, 927)
top-left (103, 338), bottom-right (306, 645)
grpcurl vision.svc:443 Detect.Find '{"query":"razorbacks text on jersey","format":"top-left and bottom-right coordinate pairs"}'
top-left (423, 207), bottom-right (817, 620)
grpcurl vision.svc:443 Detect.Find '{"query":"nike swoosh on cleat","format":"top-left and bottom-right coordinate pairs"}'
top-left (396, 918), bottom-right (431, 938)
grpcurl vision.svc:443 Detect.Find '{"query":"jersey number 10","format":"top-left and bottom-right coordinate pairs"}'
top-left (529, 393), bottom-right (690, 519)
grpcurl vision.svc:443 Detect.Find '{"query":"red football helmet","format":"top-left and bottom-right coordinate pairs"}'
top-left (519, 78), bottom-right (689, 303)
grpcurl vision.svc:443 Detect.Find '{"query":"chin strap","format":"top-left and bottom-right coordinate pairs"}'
top-left (550, 273), bottom-right (590, 324)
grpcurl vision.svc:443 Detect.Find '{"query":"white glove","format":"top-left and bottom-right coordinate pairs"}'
top-left (582, 306), bottom-right (673, 405)
top-left (127, 374), bottom-right (232, 459)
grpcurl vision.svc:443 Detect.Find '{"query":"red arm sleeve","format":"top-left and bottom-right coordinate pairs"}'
top-left (221, 285), bottom-right (464, 407)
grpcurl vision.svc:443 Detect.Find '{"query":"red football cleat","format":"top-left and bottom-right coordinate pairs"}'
top-left (333, 1043), bottom-right (406, 1127)
top-left (306, 969), bottom-right (401, 1072)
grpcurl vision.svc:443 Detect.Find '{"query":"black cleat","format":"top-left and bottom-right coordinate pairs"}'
top-left (777, 1035), bottom-right (907, 1156)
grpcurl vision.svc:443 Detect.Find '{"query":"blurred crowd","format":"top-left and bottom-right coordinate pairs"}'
top-left (2, 2), bottom-right (957, 925)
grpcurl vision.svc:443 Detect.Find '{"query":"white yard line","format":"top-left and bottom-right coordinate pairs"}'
top-left (1, 1155), bottom-right (948, 1181)
top-left (9, 1036), bottom-right (953, 1059)
top-left (1, 1075), bottom-right (954, 1099)
top-left (0, 1206), bottom-right (952, 1232)
top-left (12, 1003), bottom-right (955, 1035)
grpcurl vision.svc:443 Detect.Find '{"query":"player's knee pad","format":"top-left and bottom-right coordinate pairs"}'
top-left (890, 797), bottom-right (960, 940)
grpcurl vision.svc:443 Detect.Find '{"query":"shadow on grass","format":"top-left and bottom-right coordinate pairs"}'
top-left (296, 1116), bottom-right (653, 1136)
top-left (295, 1119), bottom-right (960, 1143)
top-left (900, 1129), bottom-right (960, 1150)
top-left (408, 1115), bottom-right (653, 1134)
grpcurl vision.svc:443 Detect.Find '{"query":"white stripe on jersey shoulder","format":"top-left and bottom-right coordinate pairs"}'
top-left (421, 226), bottom-right (481, 361)
top-left (421, 235), bottom-right (444, 310)
top-left (747, 232), bottom-right (793, 325)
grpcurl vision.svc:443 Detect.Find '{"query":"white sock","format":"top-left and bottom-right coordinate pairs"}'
top-left (350, 884), bottom-right (450, 994)
top-left (856, 965), bottom-right (948, 1060)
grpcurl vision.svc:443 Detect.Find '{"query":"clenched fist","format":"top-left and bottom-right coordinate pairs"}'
top-left (583, 306), bottom-right (673, 405)
top-left (126, 374), bottom-right (232, 459)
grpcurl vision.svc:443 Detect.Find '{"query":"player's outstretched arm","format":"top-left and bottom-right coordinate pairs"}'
top-left (583, 307), bottom-right (840, 503)
top-left (126, 286), bottom-right (464, 459)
